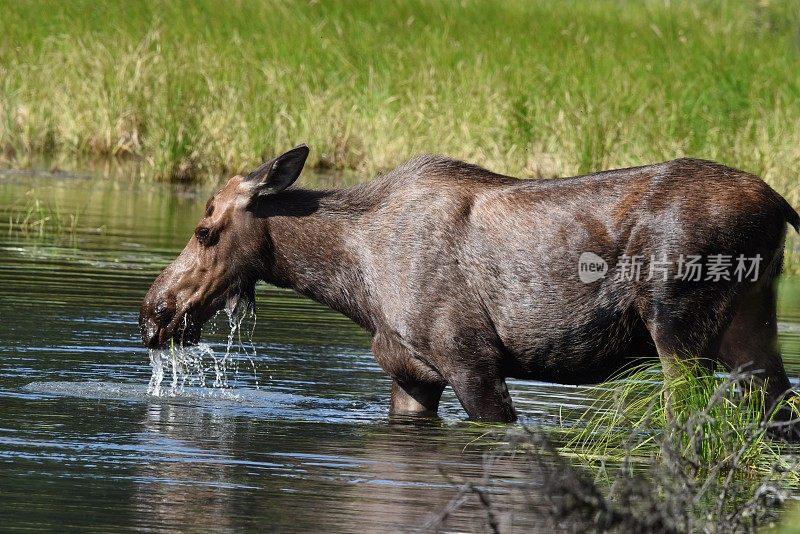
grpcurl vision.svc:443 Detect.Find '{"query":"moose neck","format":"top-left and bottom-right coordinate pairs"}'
top-left (259, 188), bottom-right (374, 331)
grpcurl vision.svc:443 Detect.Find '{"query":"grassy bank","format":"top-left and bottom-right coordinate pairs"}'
top-left (0, 1), bottom-right (798, 195)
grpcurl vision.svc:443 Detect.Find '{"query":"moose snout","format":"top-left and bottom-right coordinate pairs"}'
top-left (139, 284), bottom-right (177, 349)
top-left (139, 313), bottom-right (162, 349)
top-left (139, 301), bottom-right (173, 348)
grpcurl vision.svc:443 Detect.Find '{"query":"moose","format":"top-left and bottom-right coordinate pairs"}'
top-left (140, 145), bottom-right (800, 436)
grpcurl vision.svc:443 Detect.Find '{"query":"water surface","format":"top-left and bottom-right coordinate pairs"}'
top-left (1, 169), bottom-right (799, 532)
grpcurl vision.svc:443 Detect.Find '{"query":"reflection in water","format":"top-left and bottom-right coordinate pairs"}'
top-left (129, 402), bottom-right (546, 533)
top-left (1, 169), bottom-right (799, 532)
top-left (132, 403), bottom-right (239, 532)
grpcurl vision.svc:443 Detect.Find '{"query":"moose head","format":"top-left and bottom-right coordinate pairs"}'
top-left (139, 145), bottom-right (310, 348)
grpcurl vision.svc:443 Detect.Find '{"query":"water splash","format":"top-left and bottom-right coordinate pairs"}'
top-left (147, 343), bottom-right (215, 397)
top-left (147, 303), bottom-right (262, 397)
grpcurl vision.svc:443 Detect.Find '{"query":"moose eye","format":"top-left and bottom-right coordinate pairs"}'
top-left (195, 227), bottom-right (212, 245)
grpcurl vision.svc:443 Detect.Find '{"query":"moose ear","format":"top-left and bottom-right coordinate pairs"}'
top-left (246, 144), bottom-right (309, 196)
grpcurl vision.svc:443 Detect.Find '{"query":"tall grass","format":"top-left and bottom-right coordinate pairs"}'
top-left (559, 362), bottom-right (798, 479)
top-left (0, 0), bottom-right (799, 202)
top-left (786, 234), bottom-right (800, 275)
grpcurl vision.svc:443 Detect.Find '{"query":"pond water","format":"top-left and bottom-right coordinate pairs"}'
top-left (1, 168), bottom-right (799, 532)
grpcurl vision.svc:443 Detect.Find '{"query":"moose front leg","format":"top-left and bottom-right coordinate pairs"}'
top-left (391, 380), bottom-right (446, 416)
top-left (434, 324), bottom-right (518, 422)
top-left (373, 333), bottom-right (446, 417)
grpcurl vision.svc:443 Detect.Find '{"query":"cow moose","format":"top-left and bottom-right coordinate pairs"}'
top-left (140, 145), bottom-right (800, 437)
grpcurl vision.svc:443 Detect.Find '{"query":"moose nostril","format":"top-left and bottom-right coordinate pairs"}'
top-left (154, 302), bottom-right (174, 325)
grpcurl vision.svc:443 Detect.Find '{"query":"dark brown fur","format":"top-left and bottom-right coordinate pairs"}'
top-left (140, 146), bottom-right (800, 435)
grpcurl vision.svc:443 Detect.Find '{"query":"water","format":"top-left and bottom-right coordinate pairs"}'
top-left (1, 168), bottom-right (799, 532)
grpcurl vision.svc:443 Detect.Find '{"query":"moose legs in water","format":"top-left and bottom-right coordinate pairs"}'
top-left (720, 278), bottom-right (798, 439)
top-left (445, 368), bottom-right (517, 422)
top-left (390, 381), bottom-right (446, 416)
top-left (372, 332), bottom-right (516, 421)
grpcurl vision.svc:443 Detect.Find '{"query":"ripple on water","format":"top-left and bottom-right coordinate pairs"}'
top-left (22, 380), bottom-right (382, 423)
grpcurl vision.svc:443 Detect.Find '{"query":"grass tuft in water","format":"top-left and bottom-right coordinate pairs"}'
top-left (433, 363), bottom-right (800, 532)
top-left (4, 190), bottom-right (83, 239)
top-left (558, 361), bottom-right (798, 479)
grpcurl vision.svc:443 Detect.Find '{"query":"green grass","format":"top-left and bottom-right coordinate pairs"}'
top-left (557, 361), bottom-right (799, 482)
top-left (769, 503), bottom-right (800, 533)
top-left (786, 234), bottom-right (800, 276)
top-left (0, 0), bottom-right (798, 203)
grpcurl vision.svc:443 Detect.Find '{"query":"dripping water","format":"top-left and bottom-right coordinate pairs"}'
top-left (147, 301), bottom-right (263, 397)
